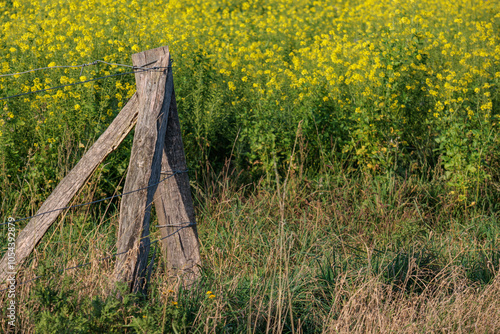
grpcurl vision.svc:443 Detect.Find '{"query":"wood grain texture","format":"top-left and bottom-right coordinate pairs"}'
top-left (113, 46), bottom-right (173, 293)
top-left (153, 88), bottom-right (201, 287)
top-left (0, 93), bottom-right (140, 285)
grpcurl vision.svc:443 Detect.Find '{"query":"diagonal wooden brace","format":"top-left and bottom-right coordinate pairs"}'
top-left (0, 93), bottom-right (140, 286)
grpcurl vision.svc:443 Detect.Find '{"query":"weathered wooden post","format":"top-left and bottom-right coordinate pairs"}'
top-left (113, 46), bottom-right (172, 293)
top-left (0, 46), bottom-right (201, 294)
top-left (113, 46), bottom-right (201, 293)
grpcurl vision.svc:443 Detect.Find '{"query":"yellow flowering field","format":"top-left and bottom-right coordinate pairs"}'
top-left (0, 0), bottom-right (499, 194)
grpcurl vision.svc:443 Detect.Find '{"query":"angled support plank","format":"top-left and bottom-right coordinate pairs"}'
top-left (0, 93), bottom-right (140, 285)
top-left (113, 46), bottom-right (173, 293)
top-left (153, 87), bottom-right (201, 287)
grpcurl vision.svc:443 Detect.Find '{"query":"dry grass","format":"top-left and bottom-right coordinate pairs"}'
top-left (0, 162), bottom-right (499, 333)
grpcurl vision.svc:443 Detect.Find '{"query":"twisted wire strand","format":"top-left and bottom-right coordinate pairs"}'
top-left (0, 169), bottom-right (188, 226)
top-left (0, 66), bottom-right (169, 101)
top-left (0, 57), bottom-right (185, 291)
top-left (0, 59), bottom-right (138, 78)
top-left (0, 223), bottom-right (195, 292)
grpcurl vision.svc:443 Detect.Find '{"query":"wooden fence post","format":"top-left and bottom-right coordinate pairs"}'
top-left (113, 46), bottom-right (173, 293)
top-left (114, 45), bottom-right (201, 293)
top-left (0, 45), bottom-right (201, 293)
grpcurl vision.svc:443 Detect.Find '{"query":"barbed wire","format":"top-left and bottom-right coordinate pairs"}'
top-left (1, 58), bottom-right (175, 226)
top-left (0, 59), bottom-right (142, 78)
top-left (0, 66), bottom-right (170, 101)
top-left (0, 169), bottom-right (188, 226)
top-left (0, 56), bottom-right (190, 292)
top-left (0, 222), bottom-right (196, 292)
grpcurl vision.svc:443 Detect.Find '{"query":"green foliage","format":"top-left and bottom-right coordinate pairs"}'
top-left (33, 281), bottom-right (136, 333)
top-left (31, 280), bottom-right (193, 333)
